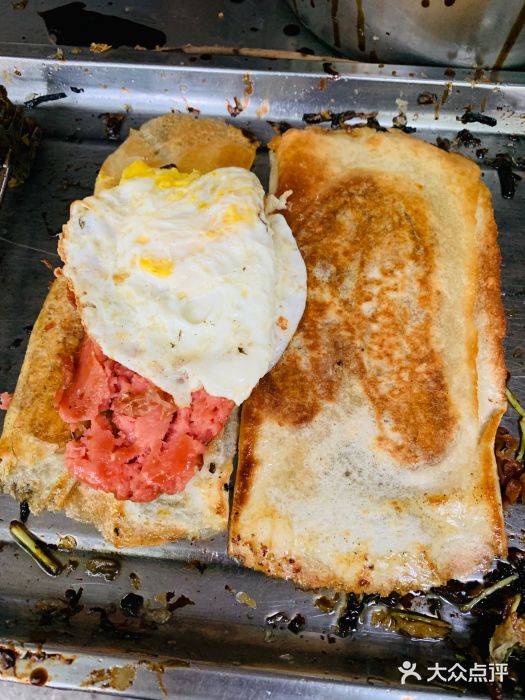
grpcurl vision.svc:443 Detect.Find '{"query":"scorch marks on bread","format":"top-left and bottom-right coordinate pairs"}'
top-left (229, 126), bottom-right (507, 594)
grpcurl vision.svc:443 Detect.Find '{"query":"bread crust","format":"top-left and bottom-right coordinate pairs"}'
top-left (95, 113), bottom-right (258, 193)
top-left (0, 114), bottom-right (256, 545)
top-left (229, 127), bottom-right (507, 593)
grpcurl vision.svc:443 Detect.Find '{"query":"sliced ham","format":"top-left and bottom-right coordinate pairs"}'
top-left (58, 337), bottom-right (234, 502)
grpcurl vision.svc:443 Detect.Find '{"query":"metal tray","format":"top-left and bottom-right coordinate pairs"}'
top-left (0, 49), bottom-right (524, 699)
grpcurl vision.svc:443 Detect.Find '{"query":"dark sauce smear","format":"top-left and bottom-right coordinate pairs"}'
top-left (460, 111), bottom-right (497, 127)
top-left (492, 153), bottom-right (522, 199)
top-left (39, 2), bottom-right (166, 48)
top-left (19, 500), bottom-right (30, 523)
top-left (29, 667), bottom-right (48, 686)
top-left (24, 92), bottom-right (67, 109)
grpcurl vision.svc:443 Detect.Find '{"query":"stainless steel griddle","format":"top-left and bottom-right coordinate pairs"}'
top-left (0, 45), bottom-right (524, 699)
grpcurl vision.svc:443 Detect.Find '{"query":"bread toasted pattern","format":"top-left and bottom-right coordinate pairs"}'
top-left (0, 114), bottom-right (255, 546)
top-left (229, 127), bottom-right (507, 593)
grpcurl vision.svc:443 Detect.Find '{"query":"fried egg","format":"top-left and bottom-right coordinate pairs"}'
top-left (59, 162), bottom-right (306, 406)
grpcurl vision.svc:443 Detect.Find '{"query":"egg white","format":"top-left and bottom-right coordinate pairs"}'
top-left (60, 165), bottom-right (306, 406)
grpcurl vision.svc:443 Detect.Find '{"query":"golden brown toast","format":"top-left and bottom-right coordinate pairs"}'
top-left (229, 127), bottom-right (507, 593)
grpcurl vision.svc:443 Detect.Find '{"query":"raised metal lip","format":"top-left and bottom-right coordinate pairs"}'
top-left (1, 41), bottom-right (525, 88)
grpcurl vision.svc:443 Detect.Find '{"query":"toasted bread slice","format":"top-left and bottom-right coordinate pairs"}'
top-left (0, 114), bottom-right (256, 546)
top-left (95, 112), bottom-right (257, 193)
top-left (229, 127), bottom-right (506, 593)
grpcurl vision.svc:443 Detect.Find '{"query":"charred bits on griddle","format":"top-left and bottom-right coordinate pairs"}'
top-left (460, 110), bottom-right (497, 127)
top-left (492, 153), bottom-right (522, 200)
top-left (436, 137), bottom-right (451, 152)
top-left (335, 593), bottom-right (363, 636)
top-left (287, 613), bottom-right (306, 634)
top-left (24, 92), bottom-right (67, 109)
top-left (227, 96), bottom-right (244, 118)
top-left (89, 605), bottom-right (144, 640)
top-left (267, 120), bottom-right (292, 135)
top-left (19, 500), bottom-right (30, 523)
top-left (454, 128), bottom-right (481, 149)
top-left (417, 91), bottom-right (438, 105)
top-left (265, 611), bottom-right (290, 628)
top-left (302, 109), bottom-right (386, 131)
top-left (99, 113), bottom-right (125, 141)
top-left (495, 426), bottom-right (525, 503)
top-left (36, 587), bottom-right (84, 625)
top-left (120, 592), bottom-right (144, 617)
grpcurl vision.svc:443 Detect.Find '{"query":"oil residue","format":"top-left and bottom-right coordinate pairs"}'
top-left (81, 665), bottom-right (136, 692)
top-left (330, 0), bottom-right (341, 48)
top-left (38, 2), bottom-right (166, 49)
top-left (356, 0), bottom-right (366, 52)
top-left (491, 0), bottom-right (525, 78)
top-left (29, 667), bottom-right (49, 686)
top-left (85, 556), bottom-right (121, 580)
top-left (434, 81), bottom-right (452, 119)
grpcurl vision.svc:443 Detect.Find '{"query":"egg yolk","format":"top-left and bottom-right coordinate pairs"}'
top-left (139, 256), bottom-right (174, 278)
top-left (120, 160), bottom-right (200, 189)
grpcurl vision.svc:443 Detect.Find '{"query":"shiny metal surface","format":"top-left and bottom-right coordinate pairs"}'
top-left (289, 0), bottom-right (525, 69)
top-left (0, 0), bottom-right (326, 57)
top-left (0, 52), bottom-right (524, 698)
